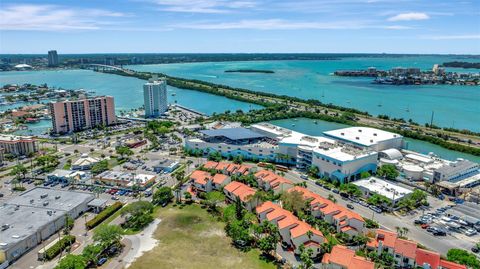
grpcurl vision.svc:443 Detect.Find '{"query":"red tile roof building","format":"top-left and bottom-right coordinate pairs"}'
top-left (321, 245), bottom-right (374, 269)
top-left (367, 229), bottom-right (466, 269)
top-left (254, 170), bottom-right (293, 194)
top-left (190, 170), bottom-right (231, 193)
top-left (223, 181), bottom-right (258, 211)
top-left (289, 186), bottom-right (365, 236)
top-left (256, 201), bottom-right (324, 256)
top-left (202, 161), bottom-right (252, 175)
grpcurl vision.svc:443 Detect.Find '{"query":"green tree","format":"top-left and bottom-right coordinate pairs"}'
top-left (281, 190), bottom-right (308, 216)
top-left (340, 183), bottom-right (362, 197)
top-left (299, 245), bottom-right (314, 269)
top-left (93, 224), bottom-right (123, 247)
top-left (91, 160), bottom-right (109, 175)
top-left (81, 244), bottom-right (102, 265)
top-left (205, 191), bottom-right (225, 212)
top-left (115, 146), bottom-right (133, 159)
top-left (376, 164), bottom-right (399, 180)
top-left (447, 248), bottom-right (480, 269)
top-left (308, 165), bottom-right (319, 178)
top-left (54, 254), bottom-right (86, 269)
top-left (153, 186), bottom-right (173, 205)
top-left (360, 171), bottom-right (371, 179)
top-left (121, 201), bottom-right (154, 230)
top-left (10, 164), bottom-right (28, 181)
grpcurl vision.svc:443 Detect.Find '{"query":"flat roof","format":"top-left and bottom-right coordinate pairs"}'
top-left (0, 188), bottom-right (94, 250)
top-left (0, 134), bottom-right (35, 142)
top-left (437, 173), bottom-right (480, 189)
top-left (313, 143), bottom-right (376, 162)
top-left (200, 128), bottom-right (265, 140)
top-left (353, 177), bottom-right (413, 201)
top-left (323, 127), bottom-right (402, 147)
top-left (5, 187), bottom-right (94, 212)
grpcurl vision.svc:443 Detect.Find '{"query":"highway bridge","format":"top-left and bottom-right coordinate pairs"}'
top-left (82, 64), bottom-right (135, 74)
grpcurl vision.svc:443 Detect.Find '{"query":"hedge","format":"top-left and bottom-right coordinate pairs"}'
top-left (86, 202), bottom-right (123, 229)
top-left (44, 235), bottom-right (76, 260)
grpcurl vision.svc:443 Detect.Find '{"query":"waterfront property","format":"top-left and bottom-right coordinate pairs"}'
top-left (256, 201), bottom-right (325, 257)
top-left (49, 95), bottom-right (117, 134)
top-left (0, 188), bottom-right (94, 264)
top-left (323, 127), bottom-right (403, 151)
top-left (143, 76), bottom-right (167, 118)
top-left (367, 229), bottom-right (466, 269)
top-left (0, 134), bottom-right (37, 159)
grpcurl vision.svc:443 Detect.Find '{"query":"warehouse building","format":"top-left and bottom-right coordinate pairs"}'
top-left (0, 188), bottom-right (94, 264)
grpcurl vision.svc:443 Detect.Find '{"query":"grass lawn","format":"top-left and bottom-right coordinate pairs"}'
top-left (128, 204), bottom-right (276, 269)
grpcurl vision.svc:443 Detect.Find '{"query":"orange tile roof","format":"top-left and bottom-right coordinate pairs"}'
top-left (394, 238), bottom-right (417, 259)
top-left (212, 173), bottom-right (229, 185)
top-left (256, 201), bottom-right (279, 214)
top-left (237, 165), bottom-right (251, 174)
top-left (203, 161), bottom-right (218, 169)
top-left (227, 163), bottom-right (241, 173)
top-left (375, 229), bottom-right (398, 248)
top-left (277, 215), bottom-right (299, 230)
top-left (224, 181), bottom-right (256, 202)
top-left (326, 245), bottom-right (374, 269)
top-left (439, 259), bottom-right (467, 269)
top-left (290, 222), bottom-right (323, 239)
top-left (349, 256), bottom-right (375, 269)
top-left (190, 170), bottom-right (211, 185)
top-left (215, 162), bottom-right (231, 171)
top-left (327, 245), bottom-right (355, 268)
top-left (415, 248), bottom-right (441, 269)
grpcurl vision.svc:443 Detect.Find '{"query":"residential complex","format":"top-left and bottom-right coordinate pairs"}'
top-left (49, 96), bottom-right (117, 134)
top-left (143, 76), bottom-right (167, 118)
top-left (0, 188), bottom-right (94, 264)
top-left (257, 201), bottom-right (325, 256)
top-left (321, 245), bottom-right (374, 269)
top-left (367, 229), bottom-right (466, 269)
top-left (47, 50), bottom-right (58, 67)
top-left (0, 134), bottom-right (37, 159)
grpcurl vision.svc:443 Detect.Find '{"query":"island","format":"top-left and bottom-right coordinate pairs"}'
top-left (224, 69), bottom-right (275, 74)
top-left (442, 61), bottom-right (480, 69)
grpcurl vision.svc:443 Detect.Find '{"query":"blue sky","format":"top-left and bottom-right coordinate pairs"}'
top-left (0, 0), bottom-right (479, 54)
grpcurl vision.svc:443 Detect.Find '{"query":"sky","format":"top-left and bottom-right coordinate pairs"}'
top-left (0, 0), bottom-right (479, 54)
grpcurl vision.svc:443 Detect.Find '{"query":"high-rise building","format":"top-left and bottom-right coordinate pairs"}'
top-left (143, 76), bottom-right (167, 118)
top-left (49, 96), bottom-right (117, 134)
top-left (47, 50), bottom-right (58, 67)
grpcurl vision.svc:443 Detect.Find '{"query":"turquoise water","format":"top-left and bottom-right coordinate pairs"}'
top-left (269, 118), bottom-right (480, 163)
top-left (0, 70), bottom-right (261, 114)
top-left (13, 119), bottom-right (52, 135)
top-left (128, 55), bottom-right (480, 131)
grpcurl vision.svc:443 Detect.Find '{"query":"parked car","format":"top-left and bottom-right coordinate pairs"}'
top-left (332, 189), bottom-right (340, 194)
top-left (427, 227), bottom-right (438, 233)
top-left (97, 258), bottom-right (107, 266)
top-left (471, 246), bottom-right (479, 253)
top-left (414, 219), bottom-right (425, 225)
top-left (347, 204), bottom-right (354, 210)
top-left (300, 175), bottom-right (308, 180)
top-left (421, 224), bottom-right (430, 229)
top-left (465, 229), bottom-right (477, 236)
top-left (433, 230), bottom-right (447, 236)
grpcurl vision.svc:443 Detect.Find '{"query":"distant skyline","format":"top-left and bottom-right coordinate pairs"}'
top-left (0, 0), bottom-right (479, 54)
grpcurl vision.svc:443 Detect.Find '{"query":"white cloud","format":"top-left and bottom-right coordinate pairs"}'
top-left (172, 19), bottom-right (372, 30)
top-left (388, 12), bottom-right (429, 21)
top-left (421, 34), bottom-right (480, 40)
top-left (0, 4), bottom-right (126, 31)
top-left (150, 0), bottom-right (257, 13)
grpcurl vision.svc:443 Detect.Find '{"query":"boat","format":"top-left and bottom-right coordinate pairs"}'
top-left (314, 120), bottom-right (318, 124)
top-left (171, 93), bottom-right (176, 96)
top-left (291, 124), bottom-right (296, 127)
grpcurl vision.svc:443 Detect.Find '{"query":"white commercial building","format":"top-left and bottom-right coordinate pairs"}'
top-left (143, 76), bottom-right (167, 118)
top-left (323, 127), bottom-right (403, 151)
top-left (353, 177), bottom-right (413, 204)
top-left (0, 188), bottom-right (94, 264)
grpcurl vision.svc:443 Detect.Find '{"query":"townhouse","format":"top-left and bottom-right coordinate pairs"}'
top-left (203, 161), bottom-right (253, 176)
top-left (256, 201), bottom-right (325, 257)
top-left (223, 181), bottom-right (258, 211)
top-left (254, 170), bottom-right (294, 194)
top-left (321, 245), bottom-right (374, 269)
top-left (290, 186), bottom-right (365, 236)
top-left (367, 229), bottom-right (466, 269)
top-left (190, 170), bottom-right (231, 193)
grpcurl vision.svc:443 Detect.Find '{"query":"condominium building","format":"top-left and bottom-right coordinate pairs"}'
top-left (0, 134), bottom-right (38, 158)
top-left (47, 50), bottom-right (58, 67)
top-left (143, 77), bottom-right (167, 118)
top-left (49, 96), bottom-right (117, 134)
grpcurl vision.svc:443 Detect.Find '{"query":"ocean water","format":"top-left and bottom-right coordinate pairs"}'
top-left (128, 55), bottom-right (480, 131)
top-left (269, 117), bottom-right (480, 163)
top-left (0, 69), bottom-right (262, 114)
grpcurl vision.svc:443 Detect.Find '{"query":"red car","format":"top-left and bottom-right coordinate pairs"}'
top-left (421, 224), bottom-right (429, 229)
